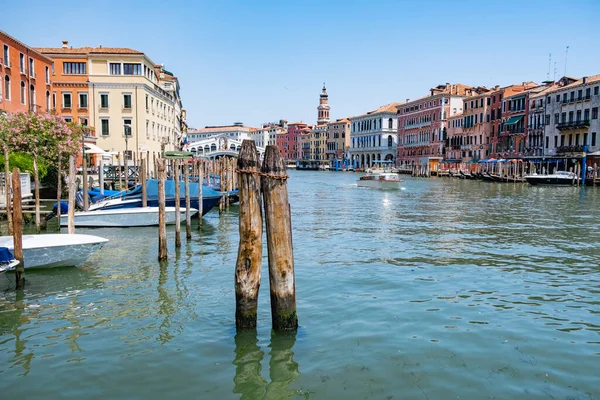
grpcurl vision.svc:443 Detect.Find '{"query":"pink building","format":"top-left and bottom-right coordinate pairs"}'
top-left (397, 83), bottom-right (472, 171)
top-left (279, 122), bottom-right (308, 160)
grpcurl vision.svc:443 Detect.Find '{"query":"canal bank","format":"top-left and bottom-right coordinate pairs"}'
top-left (0, 171), bottom-right (599, 399)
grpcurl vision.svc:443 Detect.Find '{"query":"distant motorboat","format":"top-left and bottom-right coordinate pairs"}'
top-left (285, 163), bottom-right (297, 170)
top-left (60, 207), bottom-right (197, 228)
top-left (0, 234), bottom-right (108, 269)
top-left (357, 171), bottom-right (403, 189)
top-left (524, 171), bottom-right (578, 186)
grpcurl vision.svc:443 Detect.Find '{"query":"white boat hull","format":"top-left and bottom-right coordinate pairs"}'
top-left (0, 234), bottom-right (108, 269)
top-left (59, 207), bottom-right (197, 227)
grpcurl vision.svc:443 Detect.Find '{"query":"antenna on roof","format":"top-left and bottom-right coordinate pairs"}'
top-left (554, 62), bottom-right (557, 81)
top-left (564, 45), bottom-right (569, 76)
top-left (547, 53), bottom-right (551, 81)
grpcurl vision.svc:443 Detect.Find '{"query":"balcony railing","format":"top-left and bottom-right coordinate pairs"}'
top-left (557, 120), bottom-right (590, 130)
top-left (557, 145), bottom-right (584, 154)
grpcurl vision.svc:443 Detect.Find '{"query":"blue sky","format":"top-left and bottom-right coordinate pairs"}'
top-left (4, 0), bottom-right (600, 128)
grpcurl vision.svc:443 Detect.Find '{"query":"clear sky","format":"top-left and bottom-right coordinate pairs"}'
top-left (3, 0), bottom-right (600, 128)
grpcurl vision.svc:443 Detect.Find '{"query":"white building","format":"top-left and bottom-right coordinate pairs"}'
top-left (251, 120), bottom-right (287, 148)
top-left (542, 75), bottom-right (600, 156)
top-left (349, 103), bottom-right (402, 168)
top-left (187, 123), bottom-right (254, 143)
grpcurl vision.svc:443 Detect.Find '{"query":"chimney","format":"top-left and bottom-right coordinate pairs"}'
top-left (99, 45), bottom-right (102, 49)
top-left (583, 76), bottom-right (588, 84)
top-left (406, 98), bottom-right (409, 102)
top-left (62, 40), bottom-right (68, 48)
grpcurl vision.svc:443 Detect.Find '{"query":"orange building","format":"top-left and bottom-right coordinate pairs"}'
top-left (1, 29), bottom-right (53, 114)
top-left (36, 41), bottom-right (90, 126)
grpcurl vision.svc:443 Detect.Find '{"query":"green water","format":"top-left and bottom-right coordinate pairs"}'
top-left (1, 171), bottom-right (599, 399)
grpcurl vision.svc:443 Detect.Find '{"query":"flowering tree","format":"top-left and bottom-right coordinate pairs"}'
top-left (0, 111), bottom-right (81, 232)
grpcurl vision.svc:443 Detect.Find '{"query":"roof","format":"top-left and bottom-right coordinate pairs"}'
top-left (558, 74), bottom-right (600, 90)
top-left (188, 125), bottom-right (254, 134)
top-left (352, 102), bottom-right (405, 119)
top-left (34, 46), bottom-right (144, 55)
top-left (0, 29), bottom-right (53, 62)
top-left (328, 118), bottom-right (350, 125)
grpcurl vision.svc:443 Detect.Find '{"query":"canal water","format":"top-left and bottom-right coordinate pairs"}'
top-left (0, 171), bottom-right (599, 399)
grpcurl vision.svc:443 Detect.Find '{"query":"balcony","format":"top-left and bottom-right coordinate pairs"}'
top-left (557, 120), bottom-right (590, 131)
top-left (403, 121), bottom-right (431, 130)
top-left (556, 145), bottom-right (584, 154)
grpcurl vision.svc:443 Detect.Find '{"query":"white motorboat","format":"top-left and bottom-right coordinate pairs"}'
top-left (524, 171), bottom-right (578, 186)
top-left (59, 207), bottom-right (198, 227)
top-left (357, 171), bottom-right (404, 188)
top-left (88, 197), bottom-right (140, 211)
top-left (0, 234), bottom-right (108, 269)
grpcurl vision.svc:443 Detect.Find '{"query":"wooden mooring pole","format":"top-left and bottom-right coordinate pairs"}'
top-left (235, 140), bottom-right (263, 329)
top-left (12, 168), bottom-right (24, 289)
top-left (4, 148), bottom-right (13, 235)
top-left (174, 160), bottom-right (182, 248)
top-left (141, 160), bottom-right (147, 207)
top-left (184, 160), bottom-right (192, 240)
top-left (197, 160), bottom-right (203, 228)
top-left (157, 159), bottom-right (167, 261)
top-left (67, 156), bottom-right (76, 234)
top-left (261, 145), bottom-right (298, 331)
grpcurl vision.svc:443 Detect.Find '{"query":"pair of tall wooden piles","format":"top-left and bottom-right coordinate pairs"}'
top-left (235, 140), bottom-right (297, 332)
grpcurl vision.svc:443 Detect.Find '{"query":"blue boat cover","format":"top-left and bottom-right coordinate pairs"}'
top-left (144, 179), bottom-right (222, 198)
top-left (0, 247), bottom-right (15, 263)
top-left (53, 200), bottom-right (70, 214)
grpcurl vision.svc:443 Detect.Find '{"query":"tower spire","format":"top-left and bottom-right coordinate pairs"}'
top-left (317, 83), bottom-right (330, 126)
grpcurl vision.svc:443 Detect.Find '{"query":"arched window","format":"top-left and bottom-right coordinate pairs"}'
top-left (20, 81), bottom-right (26, 104)
top-left (388, 135), bottom-right (393, 148)
top-left (4, 75), bottom-right (9, 100)
top-left (30, 84), bottom-right (36, 107)
top-left (388, 118), bottom-right (393, 129)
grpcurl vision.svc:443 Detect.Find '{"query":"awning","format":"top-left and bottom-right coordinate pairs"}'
top-left (84, 143), bottom-right (109, 155)
top-left (504, 115), bottom-right (524, 126)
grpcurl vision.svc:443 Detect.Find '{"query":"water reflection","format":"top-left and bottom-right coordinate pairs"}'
top-left (233, 330), bottom-right (300, 400)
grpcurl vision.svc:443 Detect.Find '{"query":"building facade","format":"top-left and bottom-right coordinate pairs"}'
top-left (1, 30), bottom-right (53, 115)
top-left (349, 103), bottom-right (401, 168)
top-left (461, 87), bottom-right (493, 161)
top-left (397, 83), bottom-right (471, 168)
top-left (445, 113), bottom-right (464, 162)
top-left (542, 75), bottom-right (600, 157)
top-left (278, 122), bottom-right (307, 160)
top-left (326, 118), bottom-right (350, 163)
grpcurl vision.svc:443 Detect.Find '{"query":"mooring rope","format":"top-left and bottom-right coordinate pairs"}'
top-left (235, 168), bottom-right (289, 180)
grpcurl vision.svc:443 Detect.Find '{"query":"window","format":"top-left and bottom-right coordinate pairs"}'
top-left (123, 64), bottom-right (141, 75)
top-left (576, 110), bottom-right (581, 122)
top-left (123, 93), bottom-right (132, 109)
top-left (561, 112), bottom-right (566, 123)
top-left (101, 118), bottom-right (110, 136)
top-left (19, 53), bottom-right (24, 73)
top-left (45, 91), bottom-right (50, 110)
top-left (592, 107), bottom-right (598, 120)
top-left (45, 66), bottom-right (50, 83)
top-left (545, 136), bottom-right (549, 149)
top-left (62, 92), bottom-right (72, 108)
top-left (554, 136), bottom-right (558, 148)
top-left (560, 135), bottom-right (565, 147)
top-left (487, 98), bottom-right (491, 106)
top-left (146, 120), bottom-right (149, 137)
top-left (554, 113), bottom-right (559, 124)
top-left (593, 132), bottom-right (597, 147)
top-left (2, 45), bottom-right (8, 66)
top-left (29, 58), bottom-right (34, 77)
top-left (123, 118), bottom-right (132, 136)
top-left (595, 87), bottom-right (599, 96)
top-left (4, 75), bottom-right (10, 100)
top-left (578, 89), bottom-right (583, 100)
top-left (63, 62), bottom-right (86, 75)
top-left (100, 93), bottom-right (109, 108)
top-left (547, 96), bottom-right (551, 104)
top-left (63, 117), bottom-right (72, 123)
top-left (584, 109), bottom-right (590, 121)
top-left (79, 92), bottom-right (88, 108)
top-left (556, 94), bottom-right (560, 102)
top-left (20, 81), bottom-right (25, 104)
top-left (545, 114), bottom-right (550, 125)
top-left (109, 63), bottom-right (121, 75)
top-left (80, 117), bottom-right (88, 126)
top-left (145, 95), bottom-right (149, 111)
top-left (586, 88), bottom-right (591, 99)
top-left (388, 118), bottom-right (393, 129)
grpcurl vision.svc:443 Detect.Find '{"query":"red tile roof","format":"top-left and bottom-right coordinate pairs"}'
top-left (34, 47), bottom-right (143, 55)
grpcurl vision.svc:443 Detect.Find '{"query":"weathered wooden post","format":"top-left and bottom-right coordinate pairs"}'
top-left (197, 160), bottom-right (203, 228)
top-left (261, 145), bottom-right (298, 331)
top-left (174, 159), bottom-right (182, 248)
top-left (184, 160), bottom-right (192, 240)
top-left (157, 158), bottom-right (167, 261)
top-left (141, 159), bottom-right (147, 207)
top-left (67, 156), bottom-right (76, 234)
top-left (12, 168), bottom-right (24, 289)
top-left (56, 154), bottom-right (63, 231)
top-left (235, 140), bottom-right (263, 329)
top-left (4, 148), bottom-right (13, 235)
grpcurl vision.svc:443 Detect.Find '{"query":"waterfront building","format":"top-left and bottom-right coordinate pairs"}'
top-left (527, 82), bottom-right (562, 157)
top-left (326, 118), bottom-right (351, 167)
top-left (445, 113), bottom-right (464, 162)
top-left (252, 120), bottom-right (286, 149)
top-left (397, 83), bottom-right (472, 170)
top-left (488, 82), bottom-right (537, 158)
top-left (298, 126), bottom-right (312, 161)
top-left (37, 42), bottom-right (184, 159)
top-left (309, 124), bottom-right (327, 162)
top-left (0, 30), bottom-right (53, 115)
top-left (542, 75), bottom-right (600, 157)
top-left (461, 86), bottom-right (493, 161)
top-left (350, 103), bottom-right (402, 168)
top-left (278, 122), bottom-right (308, 160)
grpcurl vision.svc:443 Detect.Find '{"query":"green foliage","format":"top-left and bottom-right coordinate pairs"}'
top-left (0, 152), bottom-right (49, 179)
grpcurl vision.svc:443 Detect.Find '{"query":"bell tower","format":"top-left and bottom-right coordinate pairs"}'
top-left (317, 83), bottom-right (330, 126)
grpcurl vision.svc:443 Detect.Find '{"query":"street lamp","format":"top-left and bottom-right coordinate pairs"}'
top-left (124, 123), bottom-right (132, 191)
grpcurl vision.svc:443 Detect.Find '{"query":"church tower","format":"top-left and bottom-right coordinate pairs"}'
top-left (317, 83), bottom-right (330, 126)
